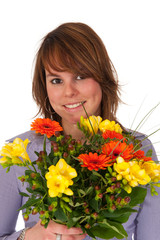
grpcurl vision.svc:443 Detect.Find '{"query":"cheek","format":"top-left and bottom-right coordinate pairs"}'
top-left (47, 86), bottom-right (60, 104)
top-left (94, 87), bottom-right (102, 109)
top-left (87, 82), bottom-right (102, 101)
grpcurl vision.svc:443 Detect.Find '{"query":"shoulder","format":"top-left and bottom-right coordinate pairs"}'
top-left (126, 129), bottom-right (158, 161)
top-left (131, 130), bottom-right (151, 147)
top-left (7, 130), bottom-right (41, 142)
top-left (125, 128), bottom-right (149, 143)
top-left (8, 131), bottom-right (50, 162)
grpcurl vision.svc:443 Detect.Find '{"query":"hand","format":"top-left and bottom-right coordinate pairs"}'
top-left (24, 220), bottom-right (87, 240)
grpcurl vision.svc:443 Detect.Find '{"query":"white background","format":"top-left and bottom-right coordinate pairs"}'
top-left (0, 0), bottom-right (160, 231)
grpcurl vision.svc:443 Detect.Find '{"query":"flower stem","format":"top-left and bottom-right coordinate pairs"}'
top-left (40, 193), bottom-right (47, 203)
top-left (81, 102), bottom-right (95, 135)
top-left (31, 162), bottom-right (37, 172)
top-left (43, 134), bottom-right (48, 170)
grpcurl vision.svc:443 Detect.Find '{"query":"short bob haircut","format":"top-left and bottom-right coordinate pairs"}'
top-left (32, 22), bottom-right (121, 122)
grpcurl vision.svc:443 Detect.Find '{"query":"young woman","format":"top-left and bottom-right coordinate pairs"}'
top-left (0, 22), bottom-right (159, 240)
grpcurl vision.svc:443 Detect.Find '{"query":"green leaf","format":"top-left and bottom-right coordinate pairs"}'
top-left (25, 170), bottom-right (33, 176)
top-left (90, 220), bottom-right (128, 239)
top-left (100, 208), bottom-right (137, 224)
top-left (30, 188), bottom-right (46, 196)
top-left (92, 171), bottom-right (107, 184)
top-left (32, 160), bottom-right (37, 165)
top-left (18, 198), bottom-right (40, 210)
top-left (78, 189), bottom-right (86, 196)
top-left (26, 187), bottom-right (34, 193)
top-left (90, 226), bottom-right (116, 239)
top-left (128, 187), bottom-right (147, 207)
top-left (89, 198), bottom-right (99, 212)
top-left (119, 187), bottom-right (147, 207)
top-left (67, 216), bottom-right (84, 228)
top-left (146, 149), bottom-right (153, 157)
top-left (44, 220), bottom-right (50, 229)
top-left (111, 212), bottom-right (131, 223)
top-left (85, 228), bottom-right (96, 239)
top-left (34, 151), bottom-right (40, 157)
top-left (79, 216), bottom-right (90, 224)
top-left (6, 166), bottom-right (11, 173)
top-left (19, 192), bottom-right (30, 197)
top-left (69, 200), bottom-right (83, 207)
top-left (46, 155), bottom-right (53, 165)
top-left (54, 207), bottom-right (68, 222)
top-left (102, 208), bottom-right (137, 219)
top-left (85, 186), bottom-right (94, 195)
top-left (77, 186), bottom-right (94, 197)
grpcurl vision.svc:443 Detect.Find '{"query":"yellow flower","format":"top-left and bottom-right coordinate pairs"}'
top-left (99, 119), bottom-right (122, 134)
top-left (45, 159), bottom-right (77, 197)
top-left (80, 115), bottom-right (102, 134)
top-left (140, 161), bottom-right (160, 182)
top-left (129, 162), bottom-right (151, 186)
top-left (114, 157), bottom-right (151, 192)
top-left (56, 158), bottom-right (77, 179)
top-left (46, 174), bottom-right (72, 198)
top-left (114, 157), bottom-right (130, 177)
top-left (0, 138), bottom-right (31, 164)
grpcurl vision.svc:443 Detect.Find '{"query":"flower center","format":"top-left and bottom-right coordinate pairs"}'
top-left (43, 125), bottom-right (50, 129)
top-left (113, 152), bottom-right (119, 157)
top-left (90, 159), bottom-right (99, 164)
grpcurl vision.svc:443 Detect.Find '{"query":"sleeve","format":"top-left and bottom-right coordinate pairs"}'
top-left (134, 138), bottom-right (160, 240)
top-left (0, 165), bottom-right (23, 240)
top-left (0, 131), bottom-right (44, 239)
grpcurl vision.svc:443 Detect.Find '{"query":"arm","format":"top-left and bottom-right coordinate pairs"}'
top-left (134, 138), bottom-right (160, 240)
top-left (0, 166), bottom-right (23, 240)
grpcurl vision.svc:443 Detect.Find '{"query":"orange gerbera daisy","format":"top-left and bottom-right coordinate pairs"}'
top-left (102, 141), bottom-right (134, 161)
top-left (133, 149), bottom-right (152, 162)
top-left (102, 130), bottom-right (124, 141)
top-left (78, 152), bottom-right (113, 171)
top-left (31, 118), bottom-right (63, 138)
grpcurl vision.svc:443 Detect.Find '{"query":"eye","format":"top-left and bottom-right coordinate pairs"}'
top-left (51, 78), bottom-right (63, 84)
top-left (76, 75), bottom-right (85, 80)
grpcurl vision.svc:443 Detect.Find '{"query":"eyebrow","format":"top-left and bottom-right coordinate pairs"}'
top-left (46, 72), bottom-right (61, 78)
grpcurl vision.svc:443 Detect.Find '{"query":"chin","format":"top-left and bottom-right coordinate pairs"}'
top-left (68, 115), bottom-right (83, 124)
top-left (70, 118), bottom-right (81, 124)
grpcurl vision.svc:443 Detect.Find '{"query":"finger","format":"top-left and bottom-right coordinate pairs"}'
top-left (49, 221), bottom-right (84, 235)
top-left (59, 233), bottom-right (87, 240)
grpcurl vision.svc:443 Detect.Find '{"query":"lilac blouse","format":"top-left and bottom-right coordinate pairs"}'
top-left (0, 130), bottom-right (160, 240)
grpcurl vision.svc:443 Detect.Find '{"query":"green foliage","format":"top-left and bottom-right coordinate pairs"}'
top-left (146, 149), bottom-right (153, 157)
top-left (90, 220), bottom-right (128, 239)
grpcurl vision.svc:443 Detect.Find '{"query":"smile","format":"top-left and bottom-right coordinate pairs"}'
top-left (64, 102), bottom-right (85, 109)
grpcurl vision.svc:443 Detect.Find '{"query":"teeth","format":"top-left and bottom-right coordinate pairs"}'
top-left (65, 102), bottom-right (83, 109)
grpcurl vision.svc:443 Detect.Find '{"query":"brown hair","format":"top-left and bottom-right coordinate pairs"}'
top-left (32, 22), bottom-right (121, 122)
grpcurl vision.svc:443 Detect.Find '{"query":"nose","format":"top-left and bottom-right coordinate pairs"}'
top-left (64, 81), bottom-right (78, 97)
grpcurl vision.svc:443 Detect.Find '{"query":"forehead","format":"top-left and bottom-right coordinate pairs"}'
top-left (42, 47), bottom-right (78, 73)
top-left (45, 68), bottom-right (65, 76)
top-left (41, 37), bottom-right (95, 79)
top-left (43, 52), bottom-right (91, 78)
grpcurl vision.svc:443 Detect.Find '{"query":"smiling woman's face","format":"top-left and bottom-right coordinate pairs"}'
top-left (45, 69), bottom-right (102, 126)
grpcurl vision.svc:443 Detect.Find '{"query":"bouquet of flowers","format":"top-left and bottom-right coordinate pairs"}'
top-left (0, 114), bottom-right (160, 239)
